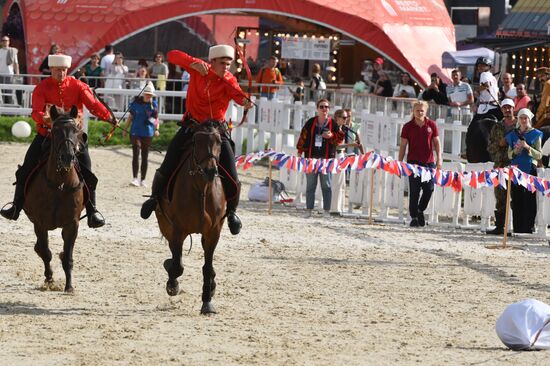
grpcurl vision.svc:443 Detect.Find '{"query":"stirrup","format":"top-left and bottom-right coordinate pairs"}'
top-left (0, 202), bottom-right (21, 221)
top-left (87, 210), bottom-right (105, 228)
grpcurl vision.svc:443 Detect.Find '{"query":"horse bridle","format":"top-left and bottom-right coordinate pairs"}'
top-left (52, 118), bottom-right (80, 172)
top-left (189, 130), bottom-right (220, 178)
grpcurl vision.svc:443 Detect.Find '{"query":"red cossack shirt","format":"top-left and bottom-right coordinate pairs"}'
top-left (32, 76), bottom-right (112, 136)
top-left (400, 118), bottom-right (439, 163)
top-left (167, 50), bottom-right (247, 122)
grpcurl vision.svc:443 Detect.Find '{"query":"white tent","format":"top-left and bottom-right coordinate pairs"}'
top-left (442, 47), bottom-right (495, 68)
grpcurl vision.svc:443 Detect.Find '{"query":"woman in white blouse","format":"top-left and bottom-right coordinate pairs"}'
top-left (393, 72), bottom-right (416, 98)
top-left (104, 52), bottom-right (129, 110)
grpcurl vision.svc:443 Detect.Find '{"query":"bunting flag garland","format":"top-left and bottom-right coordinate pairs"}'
top-left (234, 149), bottom-right (550, 196)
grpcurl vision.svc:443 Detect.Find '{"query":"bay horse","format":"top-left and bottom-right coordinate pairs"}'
top-left (24, 105), bottom-right (85, 292)
top-left (155, 121), bottom-right (226, 314)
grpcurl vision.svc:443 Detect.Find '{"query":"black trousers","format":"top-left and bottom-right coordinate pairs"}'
top-left (159, 125), bottom-right (240, 208)
top-left (16, 134), bottom-right (97, 191)
top-left (511, 168), bottom-right (537, 233)
top-left (407, 161), bottom-right (435, 218)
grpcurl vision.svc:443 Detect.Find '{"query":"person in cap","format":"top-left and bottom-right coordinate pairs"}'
top-left (123, 81), bottom-right (159, 187)
top-left (0, 53), bottom-right (116, 227)
top-left (465, 57), bottom-right (502, 163)
top-left (505, 108), bottom-right (543, 234)
top-left (140, 45), bottom-right (253, 235)
top-left (486, 98), bottom-right (517, 235)
top-left (473, 57), bottom-right (502, 121)
top-left (534, 67), bottom-right (550, 129)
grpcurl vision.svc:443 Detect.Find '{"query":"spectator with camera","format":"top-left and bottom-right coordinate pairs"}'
top-left (421, 72), bottom-right (448, 105)
top-left (296, 99), bottom-right (344, 218)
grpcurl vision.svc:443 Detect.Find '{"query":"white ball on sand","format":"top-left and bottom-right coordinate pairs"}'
top-left (11, 121), bottom-right (31, 138)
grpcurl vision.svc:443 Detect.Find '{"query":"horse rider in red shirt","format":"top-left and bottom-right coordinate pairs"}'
top-left (0, 54), bottom-right (116, 228)
top-left (140, 45), bottom-right (252, 235)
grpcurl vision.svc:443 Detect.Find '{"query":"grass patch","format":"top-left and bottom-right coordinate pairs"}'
top-left (0, 116), bottom-right (180, 150)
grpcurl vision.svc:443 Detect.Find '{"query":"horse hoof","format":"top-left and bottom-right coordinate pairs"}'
top-left (200, 302), bottom-right (217, 314)
top-left (166, 281), bottom-right (179, 296)
top-left (65, 287), bottom-right (74, 294)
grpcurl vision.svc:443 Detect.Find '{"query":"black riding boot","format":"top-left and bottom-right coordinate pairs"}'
top-left (226, 192), bottom-right (242, 235)
top-left (86, 190), bottom-right (105, 228)
top-left (141, 170), bottom-right (167, 219)
top-left (0, 182), bottom-right (24, 220)
top-left (487, 211), bottom-right (504, 235)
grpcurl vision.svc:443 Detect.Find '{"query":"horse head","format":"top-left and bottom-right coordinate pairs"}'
top-left (49, 105), bottom-right (82, 172)
top-left (191, 121), bottom-right (222, 182)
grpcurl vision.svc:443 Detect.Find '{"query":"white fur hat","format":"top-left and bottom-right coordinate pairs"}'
top-left (208, 45), bottom-right (234, 61)
top-left (48, 54), bottom-right (72, 68)
top-left (142, 81), bottom-right (156, 96)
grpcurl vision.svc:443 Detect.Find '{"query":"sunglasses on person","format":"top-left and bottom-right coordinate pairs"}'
top-left (318, 105), bottom-right (330, 109)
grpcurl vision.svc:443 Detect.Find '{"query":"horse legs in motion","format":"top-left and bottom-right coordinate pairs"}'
top-left (59, 223), bottom-right (78, 292)
top-left (164, 232), bottom-right (185, 296)
top-left (163, 230), bottom-right (219, 314)
top-left (201, 231), bottom-right (219, 314)
top-left (33, 225), bottom-right (53, 284)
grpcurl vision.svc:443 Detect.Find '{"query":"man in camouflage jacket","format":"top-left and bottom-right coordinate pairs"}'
top-left (486, 98), bottom-right (516, 235)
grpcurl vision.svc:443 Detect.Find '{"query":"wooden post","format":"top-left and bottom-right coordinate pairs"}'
top-left (369, 169), bottom-right (375, 225)
top-left (268, 159), bottom-right (273, 215)
top-left (502, 168), bottom-right (513, 249)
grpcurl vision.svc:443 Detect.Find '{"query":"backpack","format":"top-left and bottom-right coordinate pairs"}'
top-left (313, 74), bottom-right (326, 90)
top-left (248, 178), bottom-right (291, 203)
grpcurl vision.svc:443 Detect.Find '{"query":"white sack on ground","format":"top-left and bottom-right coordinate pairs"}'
top-left (496, 299), bottom-right (550, 350)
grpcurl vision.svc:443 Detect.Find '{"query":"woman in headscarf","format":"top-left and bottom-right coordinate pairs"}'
top-left (505, 108), bottom-right (543, 233)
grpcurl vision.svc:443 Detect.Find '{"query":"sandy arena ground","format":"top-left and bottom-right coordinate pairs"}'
top-left (2, 143), bottom-right (550, 365)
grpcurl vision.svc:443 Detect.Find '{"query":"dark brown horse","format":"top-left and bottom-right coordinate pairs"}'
top-left (155, 121), bottom-right (226, 314)
top-left (24, 105), bottom-right (85, 292)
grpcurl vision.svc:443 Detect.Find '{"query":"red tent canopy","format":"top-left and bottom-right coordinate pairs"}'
top-left (4, 0), bottom-right (455, 86)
